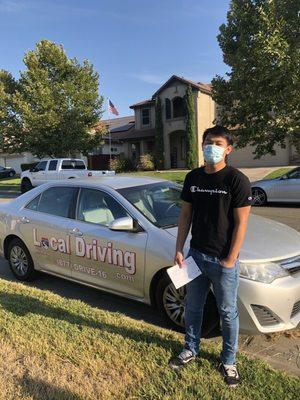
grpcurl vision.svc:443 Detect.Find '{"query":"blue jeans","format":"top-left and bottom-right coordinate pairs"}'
top-left (184, 247), bottom-right (240, 365)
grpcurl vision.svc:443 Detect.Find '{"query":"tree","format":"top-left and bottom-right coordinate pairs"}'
top-left (185, 85), bottom-right (198, 169)
top-left (212, 0), bottom-right (300, 158)
top-left (7, 39), bottom-right (104, 157)
top-left (0, 70), bottom-right (21, 152)
top-left (154, 97), bottom-right (165, 169)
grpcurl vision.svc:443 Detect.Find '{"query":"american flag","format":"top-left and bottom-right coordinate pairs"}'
top-left (108, 99), bottom-right (119, 116)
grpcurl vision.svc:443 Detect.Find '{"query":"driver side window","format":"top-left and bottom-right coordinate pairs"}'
top-left (35, 161), bottom-right (47, 171)
top-left (76, 188), bottom-right (130, 226)
top-left (287, 169), bottom-right (300, 179)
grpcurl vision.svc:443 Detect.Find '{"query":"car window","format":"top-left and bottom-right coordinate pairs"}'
top-left (117, 182), bottom-right (182, 228)
top-left (35, 161), bottom-right (47, 171)
top-left (48, 160), bottom-right (58, 171)
top-left (76, 188), bottom-right (130, 226)
top-left (0, 166), bottom-right (4, 171)
top-left (287, 168), bottom-right (300, 179)
top-left (37, 187), bottom-right (78, 218)
top-left (61, 160), bottom-right (86, 170)
top-left (25, 194), bottom-right (41, 211)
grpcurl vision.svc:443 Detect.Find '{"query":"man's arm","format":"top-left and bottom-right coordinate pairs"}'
top-left (174, 201), bottom-right (193, 266)
top-left (220, 205), bottom-right (251, 268)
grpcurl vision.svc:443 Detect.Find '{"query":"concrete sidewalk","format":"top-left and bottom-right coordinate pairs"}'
top-left (239, 165), bottom-right (297, 182)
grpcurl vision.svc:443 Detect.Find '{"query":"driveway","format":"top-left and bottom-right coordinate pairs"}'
top-left (239, 165), bottom-right (298, 182)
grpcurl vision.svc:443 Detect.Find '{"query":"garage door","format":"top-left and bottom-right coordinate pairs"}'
top-left (228, 141), bottom-right (290, 168)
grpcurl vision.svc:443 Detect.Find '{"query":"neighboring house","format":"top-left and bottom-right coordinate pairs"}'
top-left (0, 152), bottom-right (39, 174)
top-left (1, 74), bottom-right (298, 172)
top-left (92, 75), bottom-right (298, 169)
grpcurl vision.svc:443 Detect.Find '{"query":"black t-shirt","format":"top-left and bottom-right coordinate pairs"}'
top-left (180, 165), bottom-right (252, 259)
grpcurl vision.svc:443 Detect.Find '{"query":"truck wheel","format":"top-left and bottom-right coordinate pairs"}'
top-left (21, 178), bottom-right (33, 193)
top-left (7, 238), bottom-right (38, 281)
top-left (155, 272), bottom-right (219, 336)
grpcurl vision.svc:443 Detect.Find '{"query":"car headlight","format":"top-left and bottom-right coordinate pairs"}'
top-left (239, 262), bottom-right (289, 283)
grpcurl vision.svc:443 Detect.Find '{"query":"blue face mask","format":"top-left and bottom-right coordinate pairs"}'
top-left (203, 144), bottom-right (225, 164)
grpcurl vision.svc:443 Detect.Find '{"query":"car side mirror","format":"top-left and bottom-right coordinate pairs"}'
top-left (108, 216), bottom-right (140, 232)
top-left (280, 175), bottom-right (288, 180)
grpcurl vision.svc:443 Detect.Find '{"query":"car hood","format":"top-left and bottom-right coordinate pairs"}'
top-left (164, 213), bottom-right (300, 262)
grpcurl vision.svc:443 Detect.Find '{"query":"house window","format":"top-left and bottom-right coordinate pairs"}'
top-left (141, 108), bottom-right (150, 126)
top-left (173, 97), bottom-right (185, 118)
top-left (165, 98), bottom-right (171, 119)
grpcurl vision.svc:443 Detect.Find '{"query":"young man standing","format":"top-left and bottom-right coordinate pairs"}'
top-left (169, 126), bottom-right (252, 388)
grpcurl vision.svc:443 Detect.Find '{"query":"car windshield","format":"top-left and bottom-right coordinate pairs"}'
top-left (117, 182), bottom-right (183, 228)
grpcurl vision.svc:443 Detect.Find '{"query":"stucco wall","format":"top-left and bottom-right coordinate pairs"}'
top-left (196, 91), bottom-right (216, 165)
top-left (134, 104), bottom-right (155, 130)
top-left (228, 139), bottom-right (290, 167)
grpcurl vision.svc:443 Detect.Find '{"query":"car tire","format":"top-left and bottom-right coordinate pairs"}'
top-left (9, 171), bottom-right (14, 177)
top-left (7, 238), bottom-right (38, 281)
top-left (20, 178), bottom-right (33, 193)
top-left (251, 187), bottom-right (267, 206)
top-left (155, 272), bottom-right (219, 336)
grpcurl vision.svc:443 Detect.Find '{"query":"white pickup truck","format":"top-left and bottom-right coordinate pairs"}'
top-left (20, 158), bottom-right (115, 193)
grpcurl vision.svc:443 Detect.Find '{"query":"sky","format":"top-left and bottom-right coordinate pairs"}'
top-left (0, 0), bottom-right (231, 117)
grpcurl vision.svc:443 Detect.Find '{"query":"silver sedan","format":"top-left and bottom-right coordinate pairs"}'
top-left (0, 176), bottom-right (299, 336)
top-left (251, 167), bottom-right (300, 205)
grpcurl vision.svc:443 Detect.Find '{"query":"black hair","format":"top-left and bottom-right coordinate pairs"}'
top-left (202, 125), bottom-right (233, 146)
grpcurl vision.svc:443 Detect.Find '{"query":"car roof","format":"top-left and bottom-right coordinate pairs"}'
top-left (47, 175), bottom-right (171, 189)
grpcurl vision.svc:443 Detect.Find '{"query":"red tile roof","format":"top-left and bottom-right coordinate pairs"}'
top-left (129, 99), bottom-right (155, 109)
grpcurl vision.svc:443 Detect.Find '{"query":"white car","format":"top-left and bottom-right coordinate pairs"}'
top-left (0, 176), bottom-right (299, 336)
top-left (251, 166), bottom-right (300, 205)
top-left (20, 158), bottom-right (115, 193)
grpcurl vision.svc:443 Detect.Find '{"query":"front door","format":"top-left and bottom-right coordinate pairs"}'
top-left (69, 187), bottom-right (147, 298)
top-left (30, 160), bottom-right (48, 186)
top-left (170, 146), bottom-right (177, 168)
top-left (273, 168), bottom-right (300, 201)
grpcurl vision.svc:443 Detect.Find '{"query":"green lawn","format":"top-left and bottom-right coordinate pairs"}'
top-left (0, 279), bottom-right (298, 400)
top-left (263, 167), bottom-right (293, 180)
top-left (0, 176), bottom-right (21, 193)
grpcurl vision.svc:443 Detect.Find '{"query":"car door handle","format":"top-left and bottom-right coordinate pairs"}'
top-left (68, 228), bottom-right (83, 237)
top-left (20, 216), bottom-right (30, 224)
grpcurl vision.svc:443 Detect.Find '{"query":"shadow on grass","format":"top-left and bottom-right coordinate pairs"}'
top-left (19, 376), bottom-right (85, 400)
top-left (0, 291), bottom-right (220, 365)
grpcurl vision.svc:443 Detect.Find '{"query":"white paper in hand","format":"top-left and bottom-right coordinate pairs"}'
top-left (167, 256), bottom-right (202, 289)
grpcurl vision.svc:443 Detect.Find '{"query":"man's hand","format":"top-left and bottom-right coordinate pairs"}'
top-left (219, 257), bottom-right (237, 268)
top-left (174, 251), bottom-right (185, 268)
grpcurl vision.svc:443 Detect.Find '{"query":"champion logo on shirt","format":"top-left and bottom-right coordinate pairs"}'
top-left (190, 186), bottom-right (228, 195)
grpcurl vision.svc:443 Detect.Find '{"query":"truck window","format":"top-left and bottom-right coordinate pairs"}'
top-left (61, 160), bottom-right (86, 170)
top-left (48, 160), bottom-right (58, 171)
top-left (35, 161), bottom-right (47, 171)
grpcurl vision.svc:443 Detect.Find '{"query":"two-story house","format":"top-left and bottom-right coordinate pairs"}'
top-left (89, 74), bottom-right (299, 170)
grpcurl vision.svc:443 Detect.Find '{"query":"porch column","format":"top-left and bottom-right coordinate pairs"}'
top-left (140, 140), bottom-right (145, 155)
top-left (164, 133), bottom-right (171, 169)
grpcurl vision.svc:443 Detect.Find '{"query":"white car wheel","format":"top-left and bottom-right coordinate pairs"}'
top-left (156, 272), bottom-right (219, 336)
top-left (8, 239), bottom-right (37, 281)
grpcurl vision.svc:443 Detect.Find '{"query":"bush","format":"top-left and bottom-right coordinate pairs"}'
top-left (137, 154), bottom-right (154, 171)
top-left (109, 154), bottom-right (135, 172)
top-left (20, 162), bottom-right (39, 172)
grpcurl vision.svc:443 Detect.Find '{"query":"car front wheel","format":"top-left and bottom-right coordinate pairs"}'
top-left (7, 238), bottom-right (37, 281)
top-left (155, 272), bottom-right (219, 336)
top-left (251, 187), bottom-right (267, 206)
